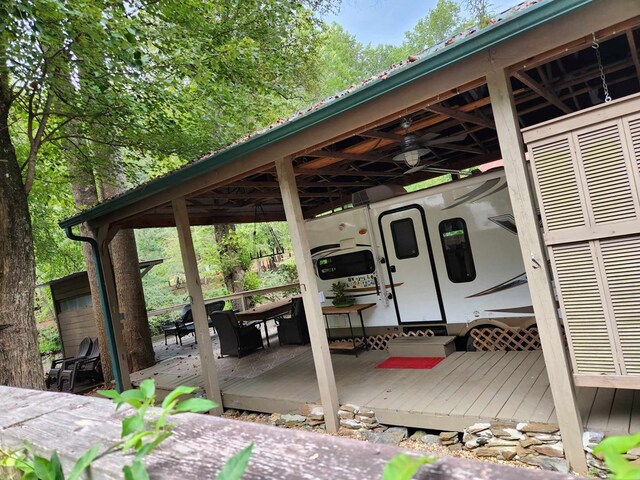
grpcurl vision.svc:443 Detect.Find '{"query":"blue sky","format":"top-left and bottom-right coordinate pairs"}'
top-left (324, 0), bottom-right (521, 46)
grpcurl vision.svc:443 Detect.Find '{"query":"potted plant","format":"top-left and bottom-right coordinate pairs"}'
top-left (330, 281), bottom-right (355, 307)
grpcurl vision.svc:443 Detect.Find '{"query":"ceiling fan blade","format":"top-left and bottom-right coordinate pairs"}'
top-left (417, 132), bottom-right (441, 143)
top-left (423, 133), bottom-right (467, 145)
top-left (403, 165), bottom-right (428, 175)
top-left (421, 167), bottom-right (462, 175)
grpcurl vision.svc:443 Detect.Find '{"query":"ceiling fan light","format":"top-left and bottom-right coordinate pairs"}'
top-left (393, 147), bottom-right (428, 167)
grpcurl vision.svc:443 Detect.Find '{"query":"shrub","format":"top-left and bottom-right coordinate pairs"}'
top-left (38, 325), bottom-right (61, 355)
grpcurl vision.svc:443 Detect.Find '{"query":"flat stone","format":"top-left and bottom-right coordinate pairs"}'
top-left (308, 406), bottom-right (324, 419)
top-left (466, 423), bottom-right (491, 434)
top-left (268, 413), bottom-right (281, 423)
top-left (340, 404), bottom-right (359, 413)
top-left (487, 438), bottom-right (520, 448)
top-left (532, 442), bottom-right (564, 458)
top-left (358, 409), bottom-right (375, 418)
top-left (298, 404), bottom-right (322, 416)
top-left (490, 423), bottom-right (517, 437)
top-left (517, 422), bottom-right (559, 434)
top-left (340, 419), bottom-right (363, 429)
top-left (519, 455), bottom-right (570, 474)
top-left (534, 434), bottom-right (562, 443)
top-left (307, 419), bottom-right (324, 426)
top-left (520, 437), bottom-right (543, 448)
top-left (632, 459), bottom-right (640, 466)
top-left (583, 431), bottom-right (605, 452)
top-left (420, 434), bottom-right (441, 445)
top-left (224, 409), bottom-right (240, 417)
top-left (516, 444), bottom-right (529, 458)
top-left (628, 447), bottom-right (640, 457)
top-left (499, 449), bottom-right (517, 461)
top-left (281, 414), bottom-right (306, 427)
top-left (409, 430), bottom-right (426, 441)
top-left (370, 427), bottom-right (408, 446)
top-left (475, 447), bottom-right (499, 457)
top-left (448, 443), bottom-right (463, 451)
top-left (338, 410), bottom-right (354, 420)
top-left (464, 439), bottom-right (482, 449)
top-left (624, 453), bottom-right (639, 461)
top-left (355, 415), bottom-right (376, 424)
top-left (372, 426), bottom-right (388, 433)
top-left (339, 427), bottom-right (364, 438)
top-left (441, 439), bottom-right (459, 446)
top-left (439, 431), bottom-right (458, 441)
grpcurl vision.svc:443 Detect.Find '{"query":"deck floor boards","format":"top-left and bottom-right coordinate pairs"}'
top-left (133, 349), bottom-right (638, 435)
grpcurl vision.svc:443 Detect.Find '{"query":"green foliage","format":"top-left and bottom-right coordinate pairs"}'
top-left (593, 432), bottom-right (640, 479)
top-left (382, 454), bottom-right (436, 480)
top-left (37, 326), bottom-right (61, 355)
top-left (0, 380), bottom-right (252, 480)
top-left (277, 258), bottom-right (299, 284)
top-left (402, 0), bottom-right (463, 55)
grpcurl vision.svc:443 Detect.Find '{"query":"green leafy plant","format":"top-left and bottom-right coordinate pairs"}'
top-left (382, 453), bottom-right (436, 480)
top-left (330, 281), bottom-right (354, 307)
top-left (0, 380), bottom-right (253, 480)
top-left (593, 432), bottom-right (640, 479)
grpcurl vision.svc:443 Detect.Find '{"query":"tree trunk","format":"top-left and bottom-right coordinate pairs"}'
top-left (68, 169), bottom-right (115, 385)
top-left (214, 224), bottom-right (245, 310)
top-left (0, 68), bottom-right (45, 389)
top-left (103, 181), bottom-right (155, 373)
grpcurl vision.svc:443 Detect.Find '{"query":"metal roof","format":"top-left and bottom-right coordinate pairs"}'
top-left (59, 0), bottom-right (595, 229)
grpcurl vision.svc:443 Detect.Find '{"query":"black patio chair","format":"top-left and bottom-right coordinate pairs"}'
top-left (45, 336), bottom-right (93, 389)
top-left (211, 310), bottom-right (263, 358)
top-left (206, 300), bottom-right (226, 333)
top-left (277, 297), bottom-right (310, 346)
top-left (58, 338), bottom-right (102, 392)
top-left (163, 306), bottom-right (197, 345)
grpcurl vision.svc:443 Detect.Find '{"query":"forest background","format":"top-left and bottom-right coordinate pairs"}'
top-left (11, 0), bottom-right (498, 359)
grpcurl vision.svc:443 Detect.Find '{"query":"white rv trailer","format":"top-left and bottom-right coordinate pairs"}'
top-left (305, 168), bottom-right (535, 346)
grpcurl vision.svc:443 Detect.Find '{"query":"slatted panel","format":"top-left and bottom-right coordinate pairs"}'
top-left (600, 236), bottom-right (640, 374)
top-left (628, 117), bottom-right (640, 173)
top-left (552, 244), bottom-right (615, 374)
top-left (530, 139), bottom-right (585, 231)
top-left (577, 124), bottom-right (637, 224)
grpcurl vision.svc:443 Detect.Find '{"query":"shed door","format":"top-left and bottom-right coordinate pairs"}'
top-left (525, 99), bottom-right (640, 387)
top-left (379, 205), bottom-right (444, 323)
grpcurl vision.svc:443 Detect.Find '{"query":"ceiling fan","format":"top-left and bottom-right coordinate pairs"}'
top-left (392, 118), bottom-right (467, 175)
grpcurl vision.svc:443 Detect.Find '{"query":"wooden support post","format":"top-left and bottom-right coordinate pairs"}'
top-left (172, 197), bottom-right (224, 414)
top-left (96, 226), bottom-right (132, 391)
top-left (276, 157), bottom-right (340, 433)
top-left (486, 68), bottom-right (587, 474)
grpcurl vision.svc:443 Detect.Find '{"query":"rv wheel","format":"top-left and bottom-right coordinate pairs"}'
top-left (465, 333), bottom-right (476, 352)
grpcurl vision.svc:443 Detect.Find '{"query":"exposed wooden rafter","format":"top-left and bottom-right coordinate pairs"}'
top-left (513, 71), bottom-right (573, 114)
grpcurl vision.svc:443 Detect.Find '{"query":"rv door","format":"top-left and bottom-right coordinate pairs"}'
top-left (379, 205), bottom-right (444, 323)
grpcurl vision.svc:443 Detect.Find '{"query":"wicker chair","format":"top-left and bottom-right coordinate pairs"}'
top-left (211, 310), bottom-right (263, 358)
top-left (277, 298), bottom-right (310, 345)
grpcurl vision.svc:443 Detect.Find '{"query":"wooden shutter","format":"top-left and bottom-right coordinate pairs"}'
top-left (524, 93), bottom-right (640, 388)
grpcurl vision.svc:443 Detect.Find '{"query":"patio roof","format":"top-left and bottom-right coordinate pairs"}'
top-left (57, 0), bottom-right (639, 231)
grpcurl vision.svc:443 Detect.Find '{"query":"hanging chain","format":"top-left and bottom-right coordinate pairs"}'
top-left (592, 33), bottom-right (612, 103)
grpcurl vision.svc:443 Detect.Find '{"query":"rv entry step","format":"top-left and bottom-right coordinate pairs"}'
top-left (387, 335), bottom-right (456, 358)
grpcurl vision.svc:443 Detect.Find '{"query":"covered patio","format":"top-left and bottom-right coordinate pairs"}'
top-left (60, 0), bottom-right (640, 473)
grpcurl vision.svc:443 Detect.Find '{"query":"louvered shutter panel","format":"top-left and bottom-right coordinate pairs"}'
top-left (524, 95), bottom-right (640, 388)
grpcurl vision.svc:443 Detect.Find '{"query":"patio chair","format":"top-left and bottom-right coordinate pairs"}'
top-left (45, 336), bottom-right (93, 389)
top-left (206, 300), bottom-right (226, 333)
top-left (163, 306), bottom-right (197, 345)
top-left (277, 298), bottom-right (310, 346)
top-left (211, 310), bottom-right (263, 358)
top-left (58, 338), bottom-right (102, 392)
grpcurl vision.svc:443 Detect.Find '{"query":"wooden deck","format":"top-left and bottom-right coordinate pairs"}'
top-left (133, 350), bottom-right (640, 435)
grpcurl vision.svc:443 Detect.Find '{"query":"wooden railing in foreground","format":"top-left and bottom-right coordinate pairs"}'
top-left (146, 283), bottom-right (299, 318)
top-left (0, 387), bottom-right (579, 479)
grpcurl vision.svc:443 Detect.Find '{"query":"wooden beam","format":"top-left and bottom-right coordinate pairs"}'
top-left (627, 30), bottom-right (640, 83)
top-left (426, 104), bottom-right (495, 129)
top-left (428, 143), bottom-right (484, 155)
top-left (306, 150), bottom-right (382, 162)
top-left (359, 129), bottom-right (404, 141)
top-left (295, 168), bottom-right (401, 177)
top-left (486, 68), bottom-right (587, 475)
top-left (172, 197), bottom-right (223, 413)
top-left (512, 71), bottom-right (572, 114)
top-left (275, 157), bottom-right (340, 433)
top-left (95, 225), bottom-right (132, 391)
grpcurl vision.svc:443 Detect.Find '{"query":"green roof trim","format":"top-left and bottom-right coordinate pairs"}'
top-left (60, 0), bottom-right (593, 229)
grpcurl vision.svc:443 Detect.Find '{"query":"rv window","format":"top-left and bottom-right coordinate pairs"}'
top-left (390, 218), bottom-right (419, 259)
top-left (317, 250), bottom-right (375, 280)
top-left (439, 218), bottom-right (476, 283)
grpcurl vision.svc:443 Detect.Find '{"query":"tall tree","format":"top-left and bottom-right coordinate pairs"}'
top-left (402, 0), bottom-right (463, 55)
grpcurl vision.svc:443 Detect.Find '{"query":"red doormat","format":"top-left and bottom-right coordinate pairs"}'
top-left (375, 356), bottom-right (445, 369)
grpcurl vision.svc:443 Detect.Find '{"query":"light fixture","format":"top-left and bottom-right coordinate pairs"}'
top-left (392, 118), bottom-right (429, 167)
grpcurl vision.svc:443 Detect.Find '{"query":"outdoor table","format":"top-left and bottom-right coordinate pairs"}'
top-left (236, 298), bottom-right (293, 347)
top-left (322, 303), bottom-right (376, 356)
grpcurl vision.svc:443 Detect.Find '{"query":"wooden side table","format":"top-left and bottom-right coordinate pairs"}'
top-left (322, 303), bottom-right (376, 356)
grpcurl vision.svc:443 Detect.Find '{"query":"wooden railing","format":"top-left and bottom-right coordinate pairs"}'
top-left (146, 283), bottom-right (299, 318)
top-left (0, 386), bottom-right (576, 479)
